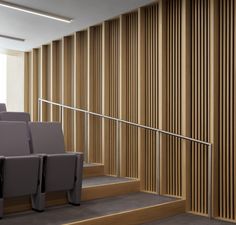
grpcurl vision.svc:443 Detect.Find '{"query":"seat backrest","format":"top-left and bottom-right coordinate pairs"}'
top-left (0, 121), bottom-right (31, 156)
top-left (0, 112), bottom-right (30, 122)
top-left (29, 122), bottom-right (65, 154)
top-left (0, 103), bottom-right (6, 112)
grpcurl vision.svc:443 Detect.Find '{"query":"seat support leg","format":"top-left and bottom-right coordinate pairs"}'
top-left (68, 153), bottom-right (83, 205)
top-left (0, 198), bottom-right (3, 218)
top-left (31, 192), bottom-right (45, 212)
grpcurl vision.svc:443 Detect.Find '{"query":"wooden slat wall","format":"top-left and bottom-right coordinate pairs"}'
top-left (143, 4), bottom-right (159, 192)
top-left (103, 19), bottom-right (120, 175)
top-left (165, 0), bottom-right (182, 197)
top-left (41, 45), bottom-right (51, 121)
top-left (32, 48), bottom-right (40, 121)
top-left (74, 31), bottom-right (88, 153)
top-left (24, 52), bottom-right (30, 113)
top-left (23, 0), bottom-right (236, 221)
top-left (88, 25), bottom-right (103, 163)
top-left (120, 12), bottom-right (139, 178)
top-left (51, 40), bottom-right (62, 122)
top-left (218, 0), bottom-right (235, 220)
top-left (62, 36), bottom-right (74, 151)
top-left (190, 0), bottom-right (210, 215)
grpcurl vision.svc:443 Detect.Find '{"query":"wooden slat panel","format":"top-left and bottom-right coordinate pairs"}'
top-left (88, 25), bottom-right (103, 163)
top-left (103, 19), bottom-right (120, 175)
top-left (51, 40), bottom-right (62, 122)
top-left (32, 48), bottom-right (40, 121)
top-left (24, 52), bottom-right (30, 113)
top-left (165, 0), bottom-right (182, 197)
top-left (140, 4), bottom-right (159, 193)
top-left (62, 36), bottom-right (74, 151)
top-left (22, 1), bottom-right (236, 221)
top-left (120, 12), bottom-right (139, 179)
top-left (74, 31), bottom-right (88, 153)
top-left (41, 45), bottom-right (51, 121)
top-left (190, 0), bottom-right (210, 215)
top-left (217, 0), bottom-right (235, 220)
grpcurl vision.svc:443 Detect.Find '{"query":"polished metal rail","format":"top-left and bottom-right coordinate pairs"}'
top-left (38, 98), bottom-right (212, 218)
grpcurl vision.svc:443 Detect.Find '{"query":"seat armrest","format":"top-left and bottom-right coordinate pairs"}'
top-left (32, 153), bottom-right (47, 158)
top-left (5, 155), bottom-right (39, 160)
top-left (66, 151), bottom-right (83, 156)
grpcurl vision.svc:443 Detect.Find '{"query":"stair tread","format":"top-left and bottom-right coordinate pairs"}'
top-left (2, 193), bottom-right (177, 225)
top-left (82, 175), bottom-right (136, 187)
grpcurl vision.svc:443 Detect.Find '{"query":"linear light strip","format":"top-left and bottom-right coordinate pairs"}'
top-left (0, 34), bottom-right (25, 42)
top-left (0, 0), bottom-right (73, 23)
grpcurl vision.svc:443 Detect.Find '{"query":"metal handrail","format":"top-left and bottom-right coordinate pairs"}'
top-left (38, 98), bottom-right (212, 218)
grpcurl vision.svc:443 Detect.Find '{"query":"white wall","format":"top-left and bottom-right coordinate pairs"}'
top-left (0, 54), bottom-right (7, 104)
top-left (6, 53), bottom-right (24, 112)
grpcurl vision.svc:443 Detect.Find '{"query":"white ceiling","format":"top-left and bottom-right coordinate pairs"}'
top-left (0, 0), bottom-right (154, 52)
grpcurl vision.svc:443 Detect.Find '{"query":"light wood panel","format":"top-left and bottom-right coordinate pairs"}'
top-left (62, 35), bottom-right (74, 151)
top-left (74, 31), bottom-right (88, 153)
top-left (217, 0), bottom-right (235, 220)
top-left (158, 0), bottom-right (167, 196)
top-left (181, 0), bottom-right (191, 212)
top-left (165, 0), bottom-right (182, 197)
top-left (190, 0), bottom-right (210, 215)
top-left (41, 44), bottom-right (51, 121)
top-left (51, 40), bottom-right (62, 122)
top-left (103, 19), bottom-right (120, 175)
top-left (82, 180), bottom-right (140, 201)
top-left (88, 25), bottom-right (103, 163)
top-left (24, 52), bottom-right (30, 113)
top-left (31, 48), bottom-right (40, 121)
top-left (120, 12), bottom-right (139, 179)
top-left (83, 164), bottom-right (104, 178)
top-left (209, 0), bottom-right (220, 218)
top-left (144, 4), bottom-right (159, 193)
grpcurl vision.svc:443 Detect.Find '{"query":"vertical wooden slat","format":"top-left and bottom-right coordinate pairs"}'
top-left (24, 52), bottom-right (30, 113)
top-left (32, 48), bottom-right (40, 121)
top-left (103, 19), bottom-right (120, 175)
top-left (181, 0), bottom-right (191, 211)
top-left (74, 31), bottom-right (88, 153)
top-left (51, 40), bottom-right (62, 122)
top-left (62, 35), bottom-right (74, 151)
top-left (159, 0), bottom-right (167, 195)
top-left (41, 45), bottom-right (51, 122)
top-left (88, 25), bottom-right (103, 163)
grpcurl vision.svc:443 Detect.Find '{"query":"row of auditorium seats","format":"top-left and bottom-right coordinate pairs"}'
top-left (0, 104), bottom-right (84, 218)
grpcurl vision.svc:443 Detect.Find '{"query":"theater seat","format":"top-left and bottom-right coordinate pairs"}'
top-left (0, 122), bottom-right (42, 218)
top-left (0, 104), bottom-right (6, 112)
top-left (28, 122), bottom-right (83, 210)
top-left (0, 112), bottom-right (30, 122)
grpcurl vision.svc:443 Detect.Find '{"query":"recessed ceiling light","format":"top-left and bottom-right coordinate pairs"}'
top-left (0, 0), bottom-right (73, 23)
top-left (0, 34), bottom-right (25, 42)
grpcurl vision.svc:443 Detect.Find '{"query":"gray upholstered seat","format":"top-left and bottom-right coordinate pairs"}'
top-left (0, 104), bottom-right (6, 112)
top-left (0, 122), bottom-right (42, 218)
top-left (28, 122), bottom-right (83, 209)
top-left (0, 112), bottom-right (30, 122)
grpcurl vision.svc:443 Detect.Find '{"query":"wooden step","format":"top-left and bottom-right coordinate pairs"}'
top-left (83, 163), bottom-right (104, 178)
top-left (4, 176), bottom-right (139, 214)
top-left (2, 192), bottom-right (185, 225)
top-left (46, 176), bottom-right (140, 206)
top-left (65, 199), bottom-right (186, 225)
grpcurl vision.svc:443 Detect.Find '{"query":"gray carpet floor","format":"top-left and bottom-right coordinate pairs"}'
top-left (1, 193), bottom-right (175, 225)
top-left (143, 213), bottom-right (234, 225)
top-left (82, 175), bottom-right (132, 187)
